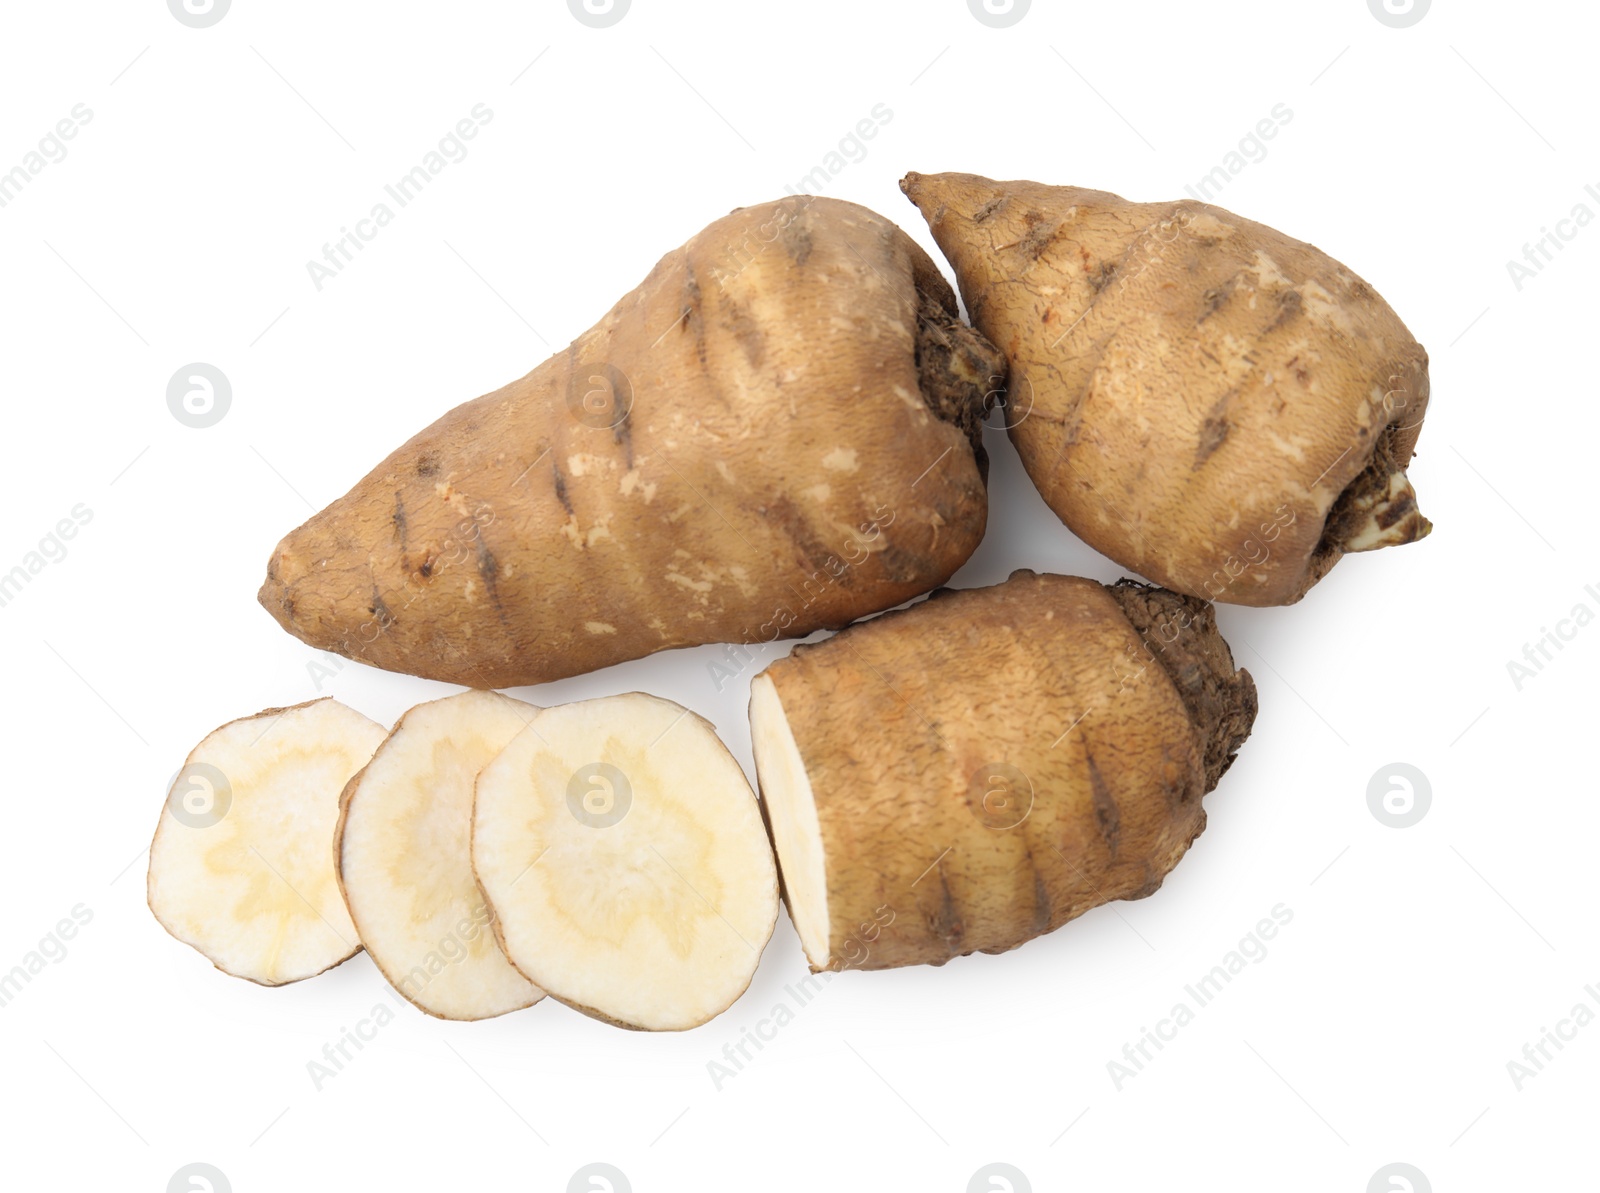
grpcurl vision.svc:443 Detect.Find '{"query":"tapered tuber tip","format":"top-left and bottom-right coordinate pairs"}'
top-left (899, 171), bottom-right (1000, 220)
top-left (257, 534), bottom-right (321, 643)
top-left (257, 564), bottom-right (294, 635)
top-left (900, 172), bottom-right (932, 213)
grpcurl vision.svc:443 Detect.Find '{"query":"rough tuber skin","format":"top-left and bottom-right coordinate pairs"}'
top-left (750, 570), bottom-right (1257, 972)
top-left (1103, 580), bottom-right (1258, 793)
top-left (901, 171), bottom-right (1433, 606)
top-left (913, 281), bottom-right (1003, 480)
top-left (258, 196), bottom-right (1005, 688)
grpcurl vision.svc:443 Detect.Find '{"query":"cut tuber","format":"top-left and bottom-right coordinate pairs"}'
top-left (750, 571), bottom-right (1257, 972)
top-left (148, 699), bottom-right (386, 986)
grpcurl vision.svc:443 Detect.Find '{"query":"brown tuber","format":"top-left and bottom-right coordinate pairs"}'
top-left (749, 570), bottom-right (1257, 972)
top-left (901, 171), bottom-right (1432, 606)
top-left (260, 196), bottom-right (1005, 687)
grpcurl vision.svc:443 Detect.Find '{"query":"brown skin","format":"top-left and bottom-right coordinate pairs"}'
top-left (757, 571), bottom-right (1256, 972)
top-left (259, 196), bottom-right (1004, 688)
top-left (901, 172), bottom-right (1432, 607)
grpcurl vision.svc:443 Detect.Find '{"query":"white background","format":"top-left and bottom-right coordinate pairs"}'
top-left (1, 1), bottom-right (1593, 1190)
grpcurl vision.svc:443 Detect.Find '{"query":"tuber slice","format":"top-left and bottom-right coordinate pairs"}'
top-left (259, 196), bottom-right (1005, 687)
top-left (901, 171), bottom-right (1432, 606)
top-left (472, 693), bottom-right (778, 1030)
top-left (750, 571), bottom-right (1257, 972)
top-left (335, 690), bottom-right (545, 1021)
top-left (148, 699), bottom-right (387, 986)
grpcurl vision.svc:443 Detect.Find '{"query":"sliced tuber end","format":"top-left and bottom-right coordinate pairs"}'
top-left (749, 674), bottom-right (832, 972)
top-left (1104, 581), bottom-right (1258, 794)
top-left (912, 280), bottom-right (1005, 481)
top-left (1320, 425), bottom-right (1432, 554)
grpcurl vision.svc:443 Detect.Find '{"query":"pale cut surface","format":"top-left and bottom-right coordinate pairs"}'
top-left (148, 699), bottom-right (387, 985)
top-left (473, 693), bottom-right (778, 1031)
top-left (748, 675), bottom-right (830, 968)
top-left (336, 690), bottom-right (545, 1020)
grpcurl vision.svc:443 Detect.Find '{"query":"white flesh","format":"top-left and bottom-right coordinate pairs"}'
top-left (748, 675), bottom-right (832, 969)
top-left (148, 699), bottom-right (386, 985)
top-left (473, 693), bottom-right (778, 1031)
top-left (337, 690), bottom-right (545, 1020)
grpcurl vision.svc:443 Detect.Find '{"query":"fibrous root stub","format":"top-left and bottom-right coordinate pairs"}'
top-left (1105, 580), bottom-right (1259, 793)
top-left (913, 283), bottom-right (1005, 481)
top-left (1320, 424), bottom-right (1432, 555)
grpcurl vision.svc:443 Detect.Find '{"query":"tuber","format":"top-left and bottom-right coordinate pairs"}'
top-left (260, 196), bottom-right (1004, 687)
top-left (901, 172), bottom-right (1431, 606)
top-left (750, 571), bottom-right (1256, 971)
